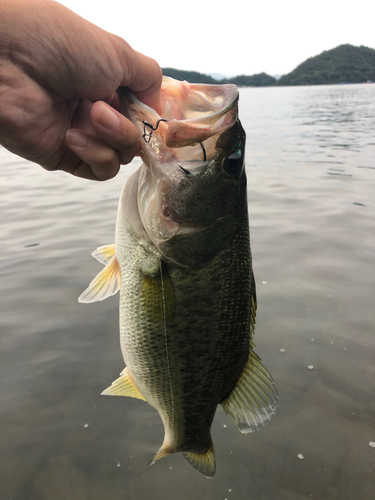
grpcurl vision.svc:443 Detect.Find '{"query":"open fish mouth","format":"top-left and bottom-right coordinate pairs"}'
top-left (117, 76), bottom-right (240, 157)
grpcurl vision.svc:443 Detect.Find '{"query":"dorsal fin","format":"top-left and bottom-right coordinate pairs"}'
top-left (221, 281), bottom-right (277, 432)
top-left (78, 255), bottom-right (120, 303)
top-left (221, 348), bottom-right (278, 433)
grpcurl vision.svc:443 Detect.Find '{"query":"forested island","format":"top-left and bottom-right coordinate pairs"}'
top-left (162, 45), bottom-right (375, 87)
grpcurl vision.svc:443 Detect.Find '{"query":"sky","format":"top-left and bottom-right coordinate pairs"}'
top-left (59, 0), bottom-right (374, 77)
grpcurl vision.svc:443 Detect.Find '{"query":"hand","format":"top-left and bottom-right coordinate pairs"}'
top-left (0, 0), bottom-right (162, 180)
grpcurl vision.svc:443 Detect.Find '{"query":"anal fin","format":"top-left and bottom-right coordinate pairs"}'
top-left (221, 349), bottom-right (278, 433)
top-left (101, 367), bottom-right (146, 401)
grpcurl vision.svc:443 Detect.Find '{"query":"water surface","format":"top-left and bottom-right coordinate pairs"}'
top-left (1, 84), bottom-right (374, 500)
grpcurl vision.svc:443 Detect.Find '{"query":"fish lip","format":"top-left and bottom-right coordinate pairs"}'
top-left (117, 77), bottom-right (240, 153)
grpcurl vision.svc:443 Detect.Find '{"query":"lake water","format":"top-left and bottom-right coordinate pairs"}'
top-left (1, 83), bottom-right (374, 500)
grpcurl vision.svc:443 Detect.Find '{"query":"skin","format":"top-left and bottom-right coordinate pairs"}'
top-left (0, 0), bottom-right (162, 180)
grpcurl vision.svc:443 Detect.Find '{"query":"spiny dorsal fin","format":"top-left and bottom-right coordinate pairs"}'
top-left (92, 244), bottom-right (116, 265)
top-left (78, 255), bottom-right (120, 303)
top-left (101, 367), bottom-right (146, 401)
top-left (221, 349), bottom-right (278, 433)
top-left (182, 441), bottom-right (216, 478)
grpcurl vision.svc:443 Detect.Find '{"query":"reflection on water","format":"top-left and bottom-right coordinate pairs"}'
top-left (1, 84), bottom-right (374, 499)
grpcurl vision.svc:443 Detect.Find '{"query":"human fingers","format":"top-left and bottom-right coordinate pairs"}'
top-left (64, 96), bottom-right (141, 180)
top-left (89, 101), bottom-right (141, 165)
top-left (114, 39), bottom-right (163, 114)
top-left (130, 53), bottom-right (163, 114)
top-left (65, 129), bottom-right (120, 181)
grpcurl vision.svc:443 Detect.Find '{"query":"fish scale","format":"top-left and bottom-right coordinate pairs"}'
top-left (79, 77), bottom-right (278, 477)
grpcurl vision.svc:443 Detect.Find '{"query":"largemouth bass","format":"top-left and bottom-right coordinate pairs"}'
top-left (79, 76), bottom-right (277, 477)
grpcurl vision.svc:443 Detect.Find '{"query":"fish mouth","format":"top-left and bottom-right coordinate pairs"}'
top-left (117, 76), bottom-right (239, 156)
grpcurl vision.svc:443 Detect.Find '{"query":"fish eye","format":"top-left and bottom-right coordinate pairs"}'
top-left (223, 152), bottom-right (243, 176)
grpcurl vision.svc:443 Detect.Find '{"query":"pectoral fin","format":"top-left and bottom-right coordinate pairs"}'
top-left (221, 349), bottom-right (278, 433)
top-left (78, 255), bottom-right (120, 303)
top-left (92, 244), bottom-right (116, 265)
top-left (101, 367), bottom-right (146, 401)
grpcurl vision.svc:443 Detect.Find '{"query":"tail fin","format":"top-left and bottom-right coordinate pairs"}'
top-left (149, 438), bottom-right (216, 478)
top-left (182, 441), bottom-right (216, 478)
top-left (148, 443), bottom-right (173, 466)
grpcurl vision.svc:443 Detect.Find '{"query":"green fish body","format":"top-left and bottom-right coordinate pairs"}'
top-left (79, 77), bottom-right (277, 477)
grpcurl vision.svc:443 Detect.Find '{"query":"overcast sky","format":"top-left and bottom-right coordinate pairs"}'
top-left (59, 0), bottom-right (374, 77)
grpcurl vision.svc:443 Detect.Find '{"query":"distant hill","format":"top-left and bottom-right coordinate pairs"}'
top-left (220, 73), bottom-right (277, 87)
top-left (278, 44), bottom-right (375, 85)
top-left (162, 44), bottom-right (375, 88)
top-left (162, 68), bottom-right (217, 84)
top-left (162, 68), bottom-right (276, 87)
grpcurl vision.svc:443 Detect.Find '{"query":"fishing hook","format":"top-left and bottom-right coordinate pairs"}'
top-left (199, 142), bottom-right (207, 162)
top-left (178, 141), bottom-right (208, 175)
top-left (178, 165), bottom-right (191, 175)
top-left (142, 119), bottom-right (207, 165)
top-left (142, 118), bottom-right (168, 143)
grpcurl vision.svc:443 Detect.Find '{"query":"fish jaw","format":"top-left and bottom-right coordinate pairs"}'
top-left (117, 77), bottom-right (239, 184)
top-left (117, 76), bottom-right (239, 151)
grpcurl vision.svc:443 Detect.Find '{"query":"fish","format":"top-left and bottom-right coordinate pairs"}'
top-left (78, 76), bottom-right (278, 477)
